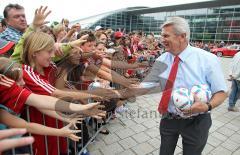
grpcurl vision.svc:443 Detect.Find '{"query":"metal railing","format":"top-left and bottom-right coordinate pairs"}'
top-left (7, 50), bottom-right (158, 155)
top-left (8, 106), bottom-right (114, 155)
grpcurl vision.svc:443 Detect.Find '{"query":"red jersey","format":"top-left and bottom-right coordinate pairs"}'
top-left (22, 64), bottom-right (67, 155)
top-left (22, 64), bottom-right (56, 95)
top-left (0, 75), bottom-right (31, 114)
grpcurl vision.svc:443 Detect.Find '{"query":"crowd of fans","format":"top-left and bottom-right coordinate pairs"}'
top-left (0, 3), bottom-right (238, 155)
top-left (0, 4), bottom-right (161, 155)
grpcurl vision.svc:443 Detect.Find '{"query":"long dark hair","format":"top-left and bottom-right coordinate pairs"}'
top-left (55, 53), bottom-right (85, 85)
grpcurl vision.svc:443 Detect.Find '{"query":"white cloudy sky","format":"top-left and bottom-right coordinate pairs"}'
top-left (0, 0), bottom-right (208, 23)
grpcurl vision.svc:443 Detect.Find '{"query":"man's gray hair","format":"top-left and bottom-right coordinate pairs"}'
top-left (161, 16), bottom-right (190, 42)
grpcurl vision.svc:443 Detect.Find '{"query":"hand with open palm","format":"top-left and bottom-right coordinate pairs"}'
top-left (32, 6), bottom-right (51, 29)
top-left (60, 123), bottom-right (81, 141)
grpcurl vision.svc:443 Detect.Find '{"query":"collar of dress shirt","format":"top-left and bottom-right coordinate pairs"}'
top-left (177, 44), bottom-right (193, 62)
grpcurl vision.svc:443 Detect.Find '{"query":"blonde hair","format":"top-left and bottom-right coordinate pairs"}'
top-left (52, 24), bottom-right (65, 36)
top-left (0, 57), bottom-right (21, 81)
top-left (105, 29), bottom-right (113, 35)
top-left (21, 31), bottom-right (55, 67)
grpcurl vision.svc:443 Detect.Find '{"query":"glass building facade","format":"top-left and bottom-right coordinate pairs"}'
top-left (135, 6), bottom-right (240, 43)
top-left (72, 3), bottom-right (240, 43)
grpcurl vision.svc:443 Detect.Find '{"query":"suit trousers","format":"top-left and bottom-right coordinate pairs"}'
top-left (159, 113), bottom-right (212, 155)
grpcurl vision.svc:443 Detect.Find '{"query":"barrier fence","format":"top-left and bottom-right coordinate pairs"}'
top-left (8, 102), bottom-right (114, 155)
top-left (7, 50), bottom-right (158, 155)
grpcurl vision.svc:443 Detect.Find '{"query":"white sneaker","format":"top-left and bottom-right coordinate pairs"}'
top-left (228, 106), bottom-right (239, 112)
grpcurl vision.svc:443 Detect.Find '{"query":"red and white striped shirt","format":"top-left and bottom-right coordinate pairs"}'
top-left (0, 75), bottom-right (31, 114)
top-left (22, 64), bottom-right (56, 95)
top-left (22, 64), bottom-right (67, 155)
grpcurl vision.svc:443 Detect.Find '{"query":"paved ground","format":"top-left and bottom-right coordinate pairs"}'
top-left (88, 57), bottom-right (240, 155)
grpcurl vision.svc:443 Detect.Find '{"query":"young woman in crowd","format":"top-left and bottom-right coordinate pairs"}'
top-left (7, 7), bottom-right (115, 154)
top-left (95, 31), bottom-right (108, 44)
top-left (52, 23), bottom-right (77, 43)
top-left (61, 18), bottom-right (70, 32)
top-left (52, 24), bottom-right (67, 43)
top-left (0, 57), bottom-right (105, 116)
top-left (19, 28), bottom-right (120, 154)
top-left (0, 57), bottom-right (107, 153)
top-left (0, 57), bottom-right (88, 143)
top-left (0, 56), bottom-right (106, 154)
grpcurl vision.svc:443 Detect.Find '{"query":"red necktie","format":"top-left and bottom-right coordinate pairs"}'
top-left (158, 55), bottom-right (180, 114)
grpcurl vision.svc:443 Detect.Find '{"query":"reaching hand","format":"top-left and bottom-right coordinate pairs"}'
top-left (60, 123), bottom-right (81, 141)
top-left (182, 95), bottom-right (208, 116)
top-left (128, 78), bottom-right (140, 83)
top-left (93, 51), bottom-right (106, 59)
top-left (90, 93), bottom-right (108, 101)
top-left (69, 34), bottom-right (88, 48)
top-left (125, 79), bottom-right (140, 88)
top-left (66, 28), bottom-right (77, 38)
top-left (66, 117), bottom-right (83, 129)
top-left (71, 24), bottom-right (80, 30)
top-left (90, 88), bottom-right (122, 99)
top-left (81, 103), bottom-right (106, 119)
top-left (0, 129), bottom-right (34, 153)
top-left (54, 43), bottom-right (64, 57)
top-left (32, 6), bottom-right (51, 29)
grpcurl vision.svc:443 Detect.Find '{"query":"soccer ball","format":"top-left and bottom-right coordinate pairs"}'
top-left (88, 81), bottom-right (101, 90)
top-left (190, 84), bottom-right (212, 103)
top-left (172, 87), bottom-right (194, 110)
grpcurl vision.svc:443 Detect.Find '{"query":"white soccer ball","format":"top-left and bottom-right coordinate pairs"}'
top-left (172, 87), bottom-right (194, 110)
top-left (88, 81), bottom-right (101, 90)
top-left (190, 84), bottom-right (212, 103)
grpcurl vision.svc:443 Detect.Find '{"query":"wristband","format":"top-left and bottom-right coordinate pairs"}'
top-left (206, 102), bottom-right (212, 111)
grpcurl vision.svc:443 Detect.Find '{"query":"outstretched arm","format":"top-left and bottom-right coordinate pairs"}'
top-left (25, 93), bottom-right (105, 115)
top-left (102, 58), bottom-right (148, 69)
top-left (0, 109), bottom-right (80, 141)
top-left (38, 109), bottom-right (83, 125)
top-left (86, 64), bottom-right (138, 88)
